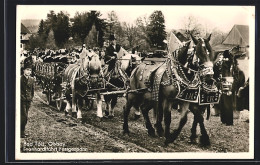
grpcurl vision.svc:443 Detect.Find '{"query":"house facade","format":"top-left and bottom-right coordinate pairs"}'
top-left (213, 25), bottom-right (249, 57)
top-left (21, 23), bottom-right (31, 53)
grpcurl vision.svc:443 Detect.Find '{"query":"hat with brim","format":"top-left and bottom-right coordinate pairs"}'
top-left (23, 62), bottom-right (33, 69)
top-left (109, 34), bottom-right (116, 41)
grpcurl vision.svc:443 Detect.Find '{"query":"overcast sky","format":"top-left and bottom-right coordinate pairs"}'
top-left (18, 5), bottom-right (254, 33)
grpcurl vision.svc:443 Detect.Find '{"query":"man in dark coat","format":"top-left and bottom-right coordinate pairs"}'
top-left (20, 61), bottom-right (35, 138)
top-left (104, 34), bottom-right (129, 86)
top-left (105, 34), bottom-right (121, 71)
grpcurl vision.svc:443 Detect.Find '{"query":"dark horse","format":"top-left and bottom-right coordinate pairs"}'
top-left (213, 47), bottom-right (246, 125)
top-left (103, 53), bottom-right (143, 118)
top-left (123, 34), bottom-right (218, 146)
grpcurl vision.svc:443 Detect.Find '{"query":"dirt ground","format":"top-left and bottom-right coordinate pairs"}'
top-left (20, 85), bottom-right (250, 153)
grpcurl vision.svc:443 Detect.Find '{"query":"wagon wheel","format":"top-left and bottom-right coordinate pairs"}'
top-left (46, 90), bottom-right (52, 105)
top-left (56, 88), bottom-right (65, 111)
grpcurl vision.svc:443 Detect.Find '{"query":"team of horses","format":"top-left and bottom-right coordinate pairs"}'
top-left (22, 33), bottom-right (248, 147)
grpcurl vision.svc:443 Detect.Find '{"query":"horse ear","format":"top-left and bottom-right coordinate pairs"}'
top-left (187, 40), bottom-right (191, 45)
top-left (190, 33), bottom-right (198, 45)
top-left (205, 34), bottom-right (212, 42)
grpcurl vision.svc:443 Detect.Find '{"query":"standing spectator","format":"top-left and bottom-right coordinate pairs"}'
top-left (20, 61), bottom-right (34, 138)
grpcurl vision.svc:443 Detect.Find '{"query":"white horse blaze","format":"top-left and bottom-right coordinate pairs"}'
top-left (134, 109), bottom-right (141, 116)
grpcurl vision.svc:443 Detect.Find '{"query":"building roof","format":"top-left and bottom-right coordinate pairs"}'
top-left (212, 44), bottom-right (234, 52)
top-left (21, 23), bottom-right (31, 34)
top-left (222, 25), bottom-right (249, 46)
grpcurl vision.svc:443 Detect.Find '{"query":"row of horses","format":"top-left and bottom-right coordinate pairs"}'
top-left (26, 33), bottom-right (248, 147)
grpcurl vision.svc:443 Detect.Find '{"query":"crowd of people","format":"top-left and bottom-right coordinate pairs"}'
top-left (20, 34), bottom-right (132, 138)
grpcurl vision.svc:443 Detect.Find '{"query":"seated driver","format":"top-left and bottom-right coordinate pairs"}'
top-left (104, 34), bottom-right (129, 86)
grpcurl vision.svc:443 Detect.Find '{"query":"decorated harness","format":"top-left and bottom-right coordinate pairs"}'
top-left (160, 42), bottom-right (220, 105)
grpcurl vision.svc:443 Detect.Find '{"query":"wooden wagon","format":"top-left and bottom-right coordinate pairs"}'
top-left (34, 62), bottom-right (67, 109)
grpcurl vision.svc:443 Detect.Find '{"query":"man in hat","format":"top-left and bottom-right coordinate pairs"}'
top-left (104, 34), bottom-right (129, 85)
top-left (105, 34), bottom-right (121, 71)
top-left (20, 61), bottom-right (35, 138)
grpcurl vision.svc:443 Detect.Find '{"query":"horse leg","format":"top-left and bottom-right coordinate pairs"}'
top-left (191, 104), bottom-right (210, 146)
top-left (133, 106), bottom-right (141, 120)
top-left (198, 115), bottom-right (210, 146)
top-left (96, 92), bottom-right (103, 118)
top-left (77, 98), bottom-right (83, 121)
top-left (197, 109), bottom-right (210, 146)
top-left (140, 104), bottom-right (155, 137)
top-left (64, 100), bottom-right (71, 116)
top-left (104, 95), bottom-right (110, 117)
top-left (163, 99), bottom-right (172, 139)
top-left (123, 94), bottom-right (134, 135)
top-left (109, 95), bottom-right (117, 118)
top-left (190, 115), bottom-right (198, 144)
top-left (154, 100), bottom-right (164, 137)
top-left (71, 88), bottom-right (77, 118)
top-left (165, 102), bottom-right (189, 145)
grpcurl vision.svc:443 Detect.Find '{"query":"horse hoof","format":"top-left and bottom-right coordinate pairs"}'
top-left (200, 135), bottom-right (210, 146)
top-left (164, 140), bottom-right (169, 147)
top-left (189, 138), bottom-right (197, 144)
top-left (164, 130), bottom-right (178, 145)
top-left (123, 130), bottom-right (130, 135)
top-left (104, 110), bottom-right (109, 116)
top-left (148, 129), bottom-right (156, 137)
top-left (189, 134), bottom-right (198, 144)
top-left (72, 112), bottom-right (77, 118)
top-left (108, 115), bottom-right (114, 119)
top-left (77, 118), bottom-right (82, 123)
top-left (64, 111), bottom-right (69, 116)
top-left (157, 130), bottom-right (164, 137)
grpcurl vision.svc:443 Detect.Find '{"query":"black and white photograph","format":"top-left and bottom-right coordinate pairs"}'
top-left (15, 5), bottom-right (254, 160)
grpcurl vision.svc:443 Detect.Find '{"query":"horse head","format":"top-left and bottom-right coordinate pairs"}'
top-left (120, 54), bottom-right (143, 77)
top-left (191, 33), bottom-right (214, 81)
top-left (84, 49), bottom-right (102, 79)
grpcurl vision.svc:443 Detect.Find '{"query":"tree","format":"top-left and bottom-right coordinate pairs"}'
top-left (71, 12), bottom-right (89, 43)
top-left (210, 28), bottom-right (228, 46)
top-left (25, 34), bottom-right (44, 51)
top-left (181, 15), bottom-right (204, 39)
top-left (71, 11), bottom-right (106, 47)
top-left (52, 11), bottom-right (70, 48)
top-left (38, 19), bottom-right (45, 36)
top-left (122, 22), bottom-right (139, 49)
top-left (147, 11), bottom-right (167, 49)
top-left (88, 11), bottom-right (107, 47)
top-left (106, 11), bottom-right (119, 35)
top-left (45, 30), bottom-right (58, 49)
top-left (135, 16), bottom-right (151, 51)
top-left (85, 24), bottom-right (98, 48)
top-left (106, 11), bottom-right (126, 44)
